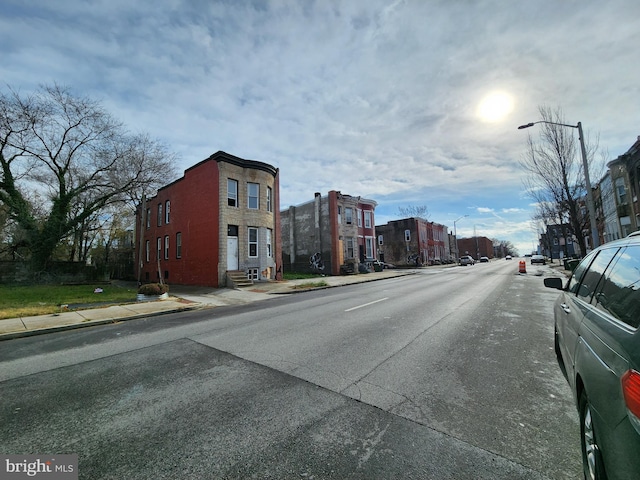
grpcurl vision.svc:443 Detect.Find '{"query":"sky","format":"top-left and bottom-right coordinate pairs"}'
top-left (2, 0), bottom-right (639, 256)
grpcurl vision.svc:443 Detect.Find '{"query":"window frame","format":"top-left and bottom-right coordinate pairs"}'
top-left (248, 183), bottom-right (259, 210)
top-left (157, 204), bottom-right (163, 227)
top-left (364, 211), bottom-right (372, 229)
top-left (176, 232), bottom-right (182, 259)
top-left (228, 179), bottom-right (238, 207)
top-left (345, 207), bottom-right (353, 225)
top-left (165, 200), bottom-right (170, 224)
top-left (346, 237), bottom-right (354, 258)
top-left (267, 186), bottom-right (272, 212)
top-left (365, 237), bottom-right (374, 259)
top-left (248, 227), bottom-right (259, 257)
top-left (266, 228), bottom-right (272, 257)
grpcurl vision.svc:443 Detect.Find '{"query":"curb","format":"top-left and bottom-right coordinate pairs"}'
top-left (0, 303), bottom-right (203, 342)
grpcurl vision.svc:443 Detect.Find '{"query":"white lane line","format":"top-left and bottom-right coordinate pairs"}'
top-left (345, 297), bottom-right (389, 312)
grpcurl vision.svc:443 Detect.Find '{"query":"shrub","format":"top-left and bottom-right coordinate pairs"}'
top-left (137, 283), bottom-right (169, 295)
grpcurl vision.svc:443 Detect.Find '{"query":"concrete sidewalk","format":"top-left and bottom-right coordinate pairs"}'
top-left (0, 269), bottom-right (419, 341)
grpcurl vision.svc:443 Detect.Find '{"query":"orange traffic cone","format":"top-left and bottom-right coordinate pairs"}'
top-left (519, 260), bottom-right (527, 273)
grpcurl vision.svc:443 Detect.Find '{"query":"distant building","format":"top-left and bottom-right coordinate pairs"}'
top-left (541, 224), bottom-right (578, 259)
top-left (280, 191), bottom-right (377, 275)
top-left (457, 236), bottom-right (493, 260)
top-left (136, 151), bottom-right (281, 287)
top-left (376, 218), bottom-right (449, 267)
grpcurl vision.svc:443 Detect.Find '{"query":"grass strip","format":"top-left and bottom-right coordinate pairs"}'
top-left (0, 283), bottom-right (138, 320)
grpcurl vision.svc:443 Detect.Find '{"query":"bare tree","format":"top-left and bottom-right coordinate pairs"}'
top-left (0, 84), bottom-right (178, 273)
top-left (519, 106), bottom-right (601, 256)
top-left (397, 204), bottom-right (430, 221)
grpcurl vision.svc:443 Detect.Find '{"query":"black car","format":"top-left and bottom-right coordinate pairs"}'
top-left (545, 233), bottom-right (640, 479)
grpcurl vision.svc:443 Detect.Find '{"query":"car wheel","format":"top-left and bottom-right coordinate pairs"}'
top-left (579, 390), bottom-right (608, 480)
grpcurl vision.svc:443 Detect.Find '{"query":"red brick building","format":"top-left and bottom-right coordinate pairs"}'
top-left (136, 151), bottom-right (281, 287)
top-left (457, 236), bottom-right (494, 260)
top-left (281, 191), bottom-right (377, 275)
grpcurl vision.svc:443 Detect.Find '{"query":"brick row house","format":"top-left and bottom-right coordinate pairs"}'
top-left (280, 191), bottom-right (377, 275)
top-left (136, 151), bottom-right (282, 287)
top-left (136, 151), bottom-right (460, 286)
top-left (376, 218), bottom-right (450, 267)
top-left (457, 236), bottom-right (494, 259)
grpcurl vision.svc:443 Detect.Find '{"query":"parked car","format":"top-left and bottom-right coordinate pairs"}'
top-left (530, 254), bottom-right (546, 264)
top-left (505, 255), bottom-right (512, 260)
top-left (544, 234), bottom-right (640, 479)
top-left (479, 256), bottom-right (489, 262)
top-left (459, 255), bottom-right (475, 266)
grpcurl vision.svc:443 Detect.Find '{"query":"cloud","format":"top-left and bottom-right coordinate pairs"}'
top-left (1, 0), bottom-right (639, 253)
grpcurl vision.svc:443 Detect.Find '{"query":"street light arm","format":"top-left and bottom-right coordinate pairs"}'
top-left (517, 120), bottom-right (578, 130)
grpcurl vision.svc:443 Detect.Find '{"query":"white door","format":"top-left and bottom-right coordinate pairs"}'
top-left (227, 237), bottom-right (239, 270)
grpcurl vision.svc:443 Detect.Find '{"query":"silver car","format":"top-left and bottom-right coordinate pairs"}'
top-left (459, 255), bottom-right (475, 266)
top-left (545, 234), bottom-right (640, 479)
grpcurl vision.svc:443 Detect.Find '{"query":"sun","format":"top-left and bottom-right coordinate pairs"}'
top-left (477, 91), bottom-right (514, 122)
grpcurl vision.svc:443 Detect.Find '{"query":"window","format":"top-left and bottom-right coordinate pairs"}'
top-left (146, 208), bottom-right (151, 229)
top-left (145, 240), bottom-right (150, 262)
top-left (228, 179), bottom-right (238, 207)
top-left (357, 209), bottom-right (362, 227)
top-left (576, 247), bottom-right (618, 300)
top-left (364, 211), bottom-right (372, 228)
top-left (248, 227), bottom-right (258, 257)
top-left (346, 237), bottom-right (354, 258)
top-left (345, 207), bottom-right (353, 225)
top-left (248, 183), bottom-right (259, 209)
top-left (267, 187), bottom-right (272, 212)
top-left (378, 235), bottom-right (384, 246)
top-left (568, 250), bottom-right (598, 294)
top-left (616, 178), bottom-right (627, 205)
top-left (593, 245), bottom-right (640, 328)
top-left (165, 200), bottom-right (170, 224)
top-left (157, 204), bottom-right (163, 226)
top-left (338, 206), bottom-right (342, 224)
top-left (164, 235), bottom-right (169, 260)
top-left (247, 268), bottom-right (259, 280)
top-left (266, 229), bottom-right (272, 257)
top-left (176, 232), bottom-right (182, 258)
top-left (365, 237), bottom-right (374, 258)
top-left (156, 237), bottom-right (162, 260)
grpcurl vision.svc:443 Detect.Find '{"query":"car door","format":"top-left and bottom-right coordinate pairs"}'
top-left (579, 246), bottom-right (637, 426)
top-left (556, 250), bottom-right (600, 389)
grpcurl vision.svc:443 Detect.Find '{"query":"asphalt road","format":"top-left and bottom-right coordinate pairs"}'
top-left (0, 261), bottom-right (581, 479)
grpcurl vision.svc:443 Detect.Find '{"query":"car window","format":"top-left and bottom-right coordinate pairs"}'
top-left (575, 247), bottom-right (618, 301)
top-left (593, 245), bottom-right (640, 328)
top-left (567, 250), bottom-right (598, 294)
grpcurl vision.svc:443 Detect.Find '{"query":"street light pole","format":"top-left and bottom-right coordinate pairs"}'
top-left (518, 120), bottom-right (600, 250)
top-left (453, 215), bottom-right (468, 262)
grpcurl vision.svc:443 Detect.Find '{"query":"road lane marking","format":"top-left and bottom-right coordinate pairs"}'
top-left (345, 297), bottom-right (389, 312)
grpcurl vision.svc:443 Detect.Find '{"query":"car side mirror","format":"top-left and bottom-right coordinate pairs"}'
top-left (544, 277), bottom-right (564, 290)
